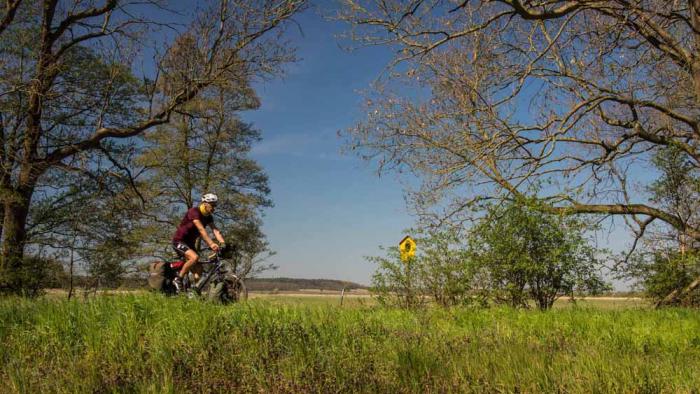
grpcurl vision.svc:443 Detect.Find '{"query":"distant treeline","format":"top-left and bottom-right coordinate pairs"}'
top-left (49, 274), bottom-right (367, 292)
top-left (244, 278), bottom-right (368, 292)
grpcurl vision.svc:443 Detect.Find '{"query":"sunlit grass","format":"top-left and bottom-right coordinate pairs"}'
top-left (1, 294), bottom-right (698, 393)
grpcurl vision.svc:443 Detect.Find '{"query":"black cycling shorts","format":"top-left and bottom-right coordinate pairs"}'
top-left (172, 241), bottom-right (193, 256)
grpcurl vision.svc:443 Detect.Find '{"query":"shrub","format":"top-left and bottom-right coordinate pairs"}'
top-left (370, 230), bottom-right (476, 308)
top-left (468, 201), bottom-right (610, 310)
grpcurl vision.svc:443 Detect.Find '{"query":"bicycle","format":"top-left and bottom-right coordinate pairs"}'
top-left (148, 246), bottom-right (247, 303)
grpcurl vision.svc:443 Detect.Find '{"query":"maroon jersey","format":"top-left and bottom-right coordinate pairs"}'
top-left (172, 207), bottom-right (213, 248)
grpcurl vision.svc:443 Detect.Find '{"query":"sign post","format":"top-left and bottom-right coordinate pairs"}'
top-left (399, 236), bottom-right (416, 263)
top-left (399, 236), bottom-right (417, 305)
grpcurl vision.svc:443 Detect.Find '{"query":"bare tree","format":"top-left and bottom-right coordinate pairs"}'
top-left (338, 1), bottom-right (700, 243)
top-left (0, 0), bottom-right (305, 292)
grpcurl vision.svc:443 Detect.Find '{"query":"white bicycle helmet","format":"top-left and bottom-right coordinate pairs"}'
top-left (201, 193), bottom-right (218, 204)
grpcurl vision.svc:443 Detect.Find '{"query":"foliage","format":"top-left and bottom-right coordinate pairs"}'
top-left (27, 154), bottom-right (144, 289)
top-left (644, 146), bottom-right (700, 250)
top-left (5, 255), bottom-right (67, 297)
top-left (0, 0), bottom-right (305, 293)
top-left (1, 295), bottom-right (700, 392)
top-left (371, 206), bottom-right (609, 311)
top-left (615, 146), bottom-right (700, 305)
top-left (135, 86), bottom-right (275, 278)
top-left (419, 230), bottom-right (478, 307)
top-left (1, 33), bottom-right (145, 292)
top-left (369, 247), bottom-right (426, 308)
top-left (623, 251), bottom-right (700, 306)
top-left (649, 147), bottom-right (700, 234)
top-left (370, 230), bottom-right (476, 308)
top-left (339, 1), bottom-right (700, 249)
top-left (468, 201), bottom-right (610, 310)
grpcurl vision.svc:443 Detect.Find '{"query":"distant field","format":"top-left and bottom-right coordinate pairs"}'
top-left (250, 292), bottom-right (649, 309)
top-left (44, 288), bottom-right (649, 309)
top-left (2, 293), bottom-right (698, 393)
top-left (250, 291), bottom-right (375, 307)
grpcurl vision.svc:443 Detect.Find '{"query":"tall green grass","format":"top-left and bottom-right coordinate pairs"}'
top-left (1, 294), bottom-right (699, 393)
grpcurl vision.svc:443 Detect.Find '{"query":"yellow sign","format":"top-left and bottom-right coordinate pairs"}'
top-left (399, 236), bottom-right (416, 262)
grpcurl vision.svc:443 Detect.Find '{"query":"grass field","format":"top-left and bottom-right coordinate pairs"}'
top-left (1, 294), bottom-right (698, 393)
top-left (248, 292), bottom-right (650, 309)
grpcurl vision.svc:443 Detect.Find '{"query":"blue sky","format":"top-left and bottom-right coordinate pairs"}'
top-left (128, 1), bottom-right (414, 285)
top-left (133, 1), bottom-right (640, 287)
top-left (239, 7), bottom-right (414, 284)
top-left (234, 5), bottom-right (642, 288)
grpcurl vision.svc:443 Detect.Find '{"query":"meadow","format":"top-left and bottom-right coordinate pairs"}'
top-left (1, 294), bottom-right (699, 393)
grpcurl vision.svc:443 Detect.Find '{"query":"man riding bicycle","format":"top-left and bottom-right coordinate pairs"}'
top-left (171, 193), bottom-right (226, 293)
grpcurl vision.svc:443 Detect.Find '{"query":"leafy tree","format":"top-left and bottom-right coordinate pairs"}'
top-left (0, 0), bottom-right (305, 293)
top-left (646, 146), bottom-right (700, 251)
top-left (339, 1), bottom-right (700, 252)
top-left (624, 251), bottom-right (700, 306)
top-left (135, 85), bottom-right (275, 279)
top-left (9, 254), bottom-right (66, 297)
top-left (469, 201), bottom-right (610, 310)
top-left (617, 146), bottom-right (700, 306)
top-left (25, 139), bottom-right (144, 292)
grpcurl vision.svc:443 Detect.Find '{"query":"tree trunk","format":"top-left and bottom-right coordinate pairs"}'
top-left (694, 66), bottom-right (700, 105)
top-left (692, 0), bottom-right (700, 103)
top-left (68, 242), bottom-right (75, 300)
top-left (0, 191), bottom-right (32, 292)
top-left (0, 206), bottom-right (4, 249)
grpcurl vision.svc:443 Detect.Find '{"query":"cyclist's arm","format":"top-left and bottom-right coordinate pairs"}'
top-left (193, 219), bottom-right (216, 249)
top-left (209, 222), bottom-right (225, 244)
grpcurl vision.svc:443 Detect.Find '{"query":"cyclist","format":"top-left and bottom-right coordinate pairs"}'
top-left (171, 193), bottom-right (226, 293)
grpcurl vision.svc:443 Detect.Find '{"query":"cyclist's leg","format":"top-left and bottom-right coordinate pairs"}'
top-left (172, 242), bottom-right (199, 290)
top-left (179, 249), bottom-right (199, 279)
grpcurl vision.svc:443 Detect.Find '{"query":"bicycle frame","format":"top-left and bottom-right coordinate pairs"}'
top-left (192, 251), bottom-right (240, 293)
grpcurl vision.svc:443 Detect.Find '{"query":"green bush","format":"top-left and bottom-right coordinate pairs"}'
top-left (468, 201), bottom-right (610, 309)
top-left (370, 230), bottom-right (476, 308)
top-left (1, 255), bottom-right (66, 297)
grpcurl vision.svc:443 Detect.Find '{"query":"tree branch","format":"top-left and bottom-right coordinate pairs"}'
top-left (0, 0), bottom-right (21, 36)
top-left (49, 0), bottom-right (117, 43)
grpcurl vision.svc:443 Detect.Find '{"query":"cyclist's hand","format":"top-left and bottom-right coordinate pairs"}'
top-left (210, 243), bottom-right (220, 252)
